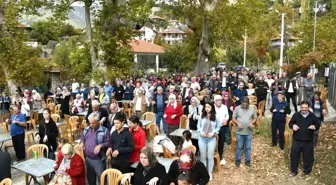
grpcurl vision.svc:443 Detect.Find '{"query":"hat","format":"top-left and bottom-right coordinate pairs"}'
top-left (277, 91), bottom-right (284, 95)
top-left (295, 72), bottom-right (301, 75)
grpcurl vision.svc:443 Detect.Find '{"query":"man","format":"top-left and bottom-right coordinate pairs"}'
top-left (154, 78), bottom-right (166, 93)
top-left (270, 91), bottom-right (291, 150)
top-left (208, 75), bottom-right (220, 93)
top-left (214, 95), bottom-right (229, 166)
top-left (190, 77), bottom-right (200, 92)
top-left (133, 82), bottom-right (145, 96)
top-left (255, 75), bottom-right (269, 106)
top-left (232, 97), bottom-right (257, 167)
top-left (90, 100), bottom-right (109, 130)
top-left (295, 72), bottom-right (305, 105)
top-left (289, 101), bottom-right (320, 177)
top-left (112, 80), bottom-right (125, 103)
top-left (239, 70), bottom-right (249, 86)
top-left (247, 70), bottom-right (255, 85)
top-left (132, 89), bottom-right (149, 119)
top-left (152, 87), bottom-right (167, 133)
top-left (181, 81), bottom-right (192, 101)
top-left (71, 78), bottom-right (80, 99)
top-left (279, 72), bottom-right (289, 88)
top-left (232, 82), bottom-right (248, 106)
top-left (265, 73), bottom-right (275, 107)
top-left (79, 113), bottom-right (111, 185)
top-left (104, 81), bottom-right (113, 98)
top-left (0, 92), bottom-right (11, 119)
top-left (228, 72), bottom-right (239, 93)
top-left (303, 73), bottom-right (317, 102)
top-left (90, 82), bottom-right (99, 97)
top-left (6, 105), bottom-right (26, 161)
top-left (108, 102), bottom-right (120, 134)
top-left (0, 150), bottom-right (11, 182)
top-left (220, 72), bottom-right (229, 92)
top-left (284, 76), bottom-right (299, 112)
top-left (106, 112), bottom-right (134, 173)
top-left (270, 76), bottom-right (282, 103)
top-left (200, 73), bottom-right (209, 90)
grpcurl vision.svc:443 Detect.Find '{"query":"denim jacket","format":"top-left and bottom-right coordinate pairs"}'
top-left (197, 117), bottom-right (221, 135)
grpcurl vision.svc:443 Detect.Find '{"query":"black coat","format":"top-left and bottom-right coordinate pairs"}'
top-left (36, 119), bottom-right (59, 152)
top-left (0, 151), bottom-right (11, 182)
top-left (152, 93), bottom-right (167, 113)
top-left (167, 160), bottom-right (209, 185)
top-left (255, 81), bottom-right (269, 97)
top-left (110, 128), bottom-right (134, 165)
top-left (113, 85), bottom-right (125, 101)
top-left (132, 162), bottom-right (168, 185)
top-left (284, 79), bottom-right (298, 95)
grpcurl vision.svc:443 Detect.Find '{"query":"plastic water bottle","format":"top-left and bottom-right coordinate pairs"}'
top-left (34, 151), bottom-right (38, 159)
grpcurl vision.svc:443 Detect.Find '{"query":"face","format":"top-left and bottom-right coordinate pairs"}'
top-left (140, 153), bottom-right (149, 167)
top-left (300, 104), bottom-right (309, 114)
top-left (89, 118), bottom-right (99, 129)
top-left (76, 95), bottom-right (81, 100)
top-left (92, 104), bottom-right (99, 112)
top-left (178, 180), bottom-right (191, 185)
top-left (282, 72), bottom-right (287, 78)
top-left (242, 101), bottom-right (249, 109)
top-left (110, 104), bottom-right (118, 113)
top-left (13, 107), bottom-right (19, 114)
top-left (239, 83), bottom-right (244, 89)
top-left (63, 153), bottom-right (71, 160)
top-left (314, 94), bottom-right (319, 99)
top-left (169, 97), bottom-right (175, 104)
top-left (191, 99), bottom-right (196, 106)
top-left (267, 74), bottom-right (271, 79)
top-left (157, 88), bottom-right (163, 94)
top-left (169, 88), bottom-right (174, 92)
top-left (224, 95), bottom-right (229, 100)
top-left (205, 103), bottom-right (212, 113)
top-left (128, 121), bottom-right (137, 129)
top-left (43, 110), bottom-right (50, 120)
top-left (113, 119), bottom-right (124, 131)
top-left (215, 99), bottom-right (222, 107)
top-left (277, 94), bottom-right (284, 101)
top-left (136, 83), bottom-right (141, 87)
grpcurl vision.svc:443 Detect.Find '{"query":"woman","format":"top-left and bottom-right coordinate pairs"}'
top-left (188, 97), bottom-right (203, 131)
top-left (222, 91), bottom-right (236, 145)
top-left (21, 98), bottom-right (30, 121)
top-left (167, 148), bottom-right (209, 185)
top-left (50, 143), bottom-right (85, 185)
top-left (32, 90), bottom-right (42, 110)
top-left (197, 103), bottom-right (221, 180)
top-left (61, 87), bottom-right (71, 117)
top-left (311, 91), bottom-right (327, 147)
top-left (164, 94), bottom-right (183, 145)
top-left (124, 83), bottom-right (134, 100)
top-left (200, 89), bottom-right (213, 107)
top-left (129, 116), bottom-right (146, 164)
top-left (72, 94), bottom-right (84, 115)
top-left (122, 147), bottom-right (168, 185)
top-left (35, 108), bottom-right (59, 159)
top-left (55, 87), bottom-right (63, 105)
top-left (182, 90), bottom-right (194, 115)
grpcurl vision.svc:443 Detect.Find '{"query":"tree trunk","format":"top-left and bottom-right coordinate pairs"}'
top-left (84, 1), bottom-right (98, 70)
top-left (1, 64), bottom-right (18, 95)
top-left (194, 16), bottom-right (210, 75)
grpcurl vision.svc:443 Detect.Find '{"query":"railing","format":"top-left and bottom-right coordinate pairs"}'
top-left (328, 65), bottom-right (336, 109)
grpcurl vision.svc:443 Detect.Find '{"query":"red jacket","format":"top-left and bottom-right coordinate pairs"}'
top-left (56, 147), bottom-right (63, 164)
top-left (164, 103), bottom-right (183, 125)
top-left (129, 127), bottom-right (146, 163)
top-left (57, 154), bottom-right (86, 185)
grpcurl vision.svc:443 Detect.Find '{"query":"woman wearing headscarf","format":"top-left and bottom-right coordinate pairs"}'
top-left (122, 146), bottom-right (167, 185)
top-left (35, 108), bottom-right (59, 159)
top-left (72, 94), bottom-right (84, 115)
top-left (188, 97), bottom-right (203, 131)
top-left (32, 90), bottom-right (42, 110)
top-left (50, 143), bottom-right (86, 185)
top-left (164, 94), bottom-right (183, 145)
top-left (167, 148), bottom-right (209, 185)
top-left (61, 86), bottom-right (71, 117)
top-left (182, 90), bottom-right (194, 115)
top-left (197, 102), bottom-right (221, 180)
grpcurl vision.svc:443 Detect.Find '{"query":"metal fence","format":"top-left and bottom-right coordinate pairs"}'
top-left (328, 65), bottom-right (336, 109)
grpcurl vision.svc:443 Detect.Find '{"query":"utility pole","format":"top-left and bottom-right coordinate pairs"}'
top-left (312, 1), bottom-right (318, 80)
top-left (243, 29), bottom-right (247, 67)
top-left (279, 13), bottom-right (285, 78)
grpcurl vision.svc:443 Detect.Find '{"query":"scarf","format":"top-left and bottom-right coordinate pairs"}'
top-left (178, 148), bottom-right (197, 171)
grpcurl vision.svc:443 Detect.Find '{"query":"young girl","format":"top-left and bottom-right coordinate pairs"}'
top-left (178, 130), bottom-right (193, 152)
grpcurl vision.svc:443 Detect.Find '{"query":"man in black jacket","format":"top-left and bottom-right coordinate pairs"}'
top-left (112, 80), bottom-right (125, 103)
top-left (289, 101), bottom-right (320, 177)
top-left (106, 112), bottom-right (134, 173)
top-left (152, 87), bottom-right (167, 133)
top-left (255, 75), bottom-right (269, 106)
top-left (0, 151), bottom-right (11, 182)
top-left (284, 77), bottom-right (298, 112)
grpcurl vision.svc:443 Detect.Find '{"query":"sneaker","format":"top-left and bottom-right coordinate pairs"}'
top-left (245, 161), bottom-right (251, 168)
top-left (209, 173), bottom-right (212, 181)
top-left (235, 161), bottom-right (240, 168)
top-left (220, 159), bottom-right (227, 166)
top-left (289, 172), bottom-right (297, 177)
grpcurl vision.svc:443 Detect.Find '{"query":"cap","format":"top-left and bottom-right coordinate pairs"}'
top-left (296, 72), bottom-right (301, 75)
top-left (277, 91), bottom-right (284, 95)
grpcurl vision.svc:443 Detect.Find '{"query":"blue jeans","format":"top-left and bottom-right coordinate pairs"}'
top-left (156, 111), bottom-right (166, 132)
top-left (198, 136), bottom-right (216, 173)
top-left (235, 133), bottom-right (252, 163)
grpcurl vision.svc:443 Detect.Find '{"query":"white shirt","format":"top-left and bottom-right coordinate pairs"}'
top-left (215, 104), bottom-right (229, 123)
top-left (182, 140), bottom-right (193, 149)
top-left (288, 82), bottom-right (294, 93)
top-left (21, 103), bottom-right (30, 117)
top-left (71, 82), bottom-right (80, 93)
top-left (265, 78), bottom-right (275, 92)
top-left (184, 88), bottom-right (190, 98)
top-left (222, 77), bottom-right (226, 88)
top-left (190, 82), bottom-right (200, 91)
top-left (135, 96), bottom-right (142, 111)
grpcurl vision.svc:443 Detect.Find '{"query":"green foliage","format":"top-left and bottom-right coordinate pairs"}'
top-left (53, 39), bottom-right (91, 83)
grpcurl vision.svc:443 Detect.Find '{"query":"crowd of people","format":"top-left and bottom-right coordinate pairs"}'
top-left (0, 68), bottom-right (327, 184)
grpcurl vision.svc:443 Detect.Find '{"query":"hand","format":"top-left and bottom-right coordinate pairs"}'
top-left (99, 120), bottom-right (104, 125)
top-left (94, 144), bottom-right (102, 154)
top-left (293, 124), bottom-right (300, 131)
top-left (305, 85), bottom-right (309, 87)
top-left (230, 106), bottom-right (234, 111)
top-left (222, 120), bottom-right (227, 126)
top-left (52, 164), bottom-right (58, 170)
top-left (5, 119), bottom-right (9, 123)
top-left (164, 101), bottom-right (168, 104)
top-left (146, 177), bottom-right (159, 185)
top-left (236, 97), bottom-right (240, 101)
top-left (207, 132), bottom-right (214, 138)
top-left (106, 148), bottom-right (112, 156)
top-left (280, 109), bottom-right (284, 113)
top-left (273, 109), bottom-right (277, 113)
top-left (237, 123), bottom-right (244, 129)
top-left (43, 135), bottom-right (48, 143)
top-left (188, 114), bottom-right (192, 118)
top-left (308, 125), bottom-right (316, 130)
top-left (35, 135), bottom-right (40, 141)
top-left (248, 123), bottom-right (254, 129)
top-left (201, 132), bottom-right (206, 137)
top-left (171, 114), bottom-right (176, 119)
top-left (163, 114), bottom-right (167, 118)
top-left (323, 110), bottom-right (327, 116)
top-left (121, 173), bottom-right (134, 185)
top-left (152, 101), bottom-right (156, 105)
top-left (112, 150), bottom-right (119, 157)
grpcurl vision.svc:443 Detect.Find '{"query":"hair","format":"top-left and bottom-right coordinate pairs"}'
top-left (177, 171), bottom-right (192, 184)
top-left (300, 100), bottom-right (310, 107)
top-left (140, 146), bottom-right (158, 168)
top-left (88, 112), bottom-right (100, 121)
top-left (61, 143), bottom-right (74, 156)
top-left (57, 138), bottom-right (69, 145)
top-left (114, 112), bottom-right (127, 124)
top-left (92, 100), bottom-right (100, 107)
top-left (201, 103), bottom-right (216, 121)
top-left (314, 91), bottom-right (321, 97)
top-left (129, 115), bottom-right (142, 127)
top-left (182, 130), bottom-right (192, 141)
top-left (241, 97), bottom-right (250, 104)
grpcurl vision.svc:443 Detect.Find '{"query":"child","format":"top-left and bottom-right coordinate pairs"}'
top-left (178, 130), bottom-right (193, 152)
top-left (55, 138), bottom-right (69, 164)
top-left (177, 171), bottom-right (192, 185)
